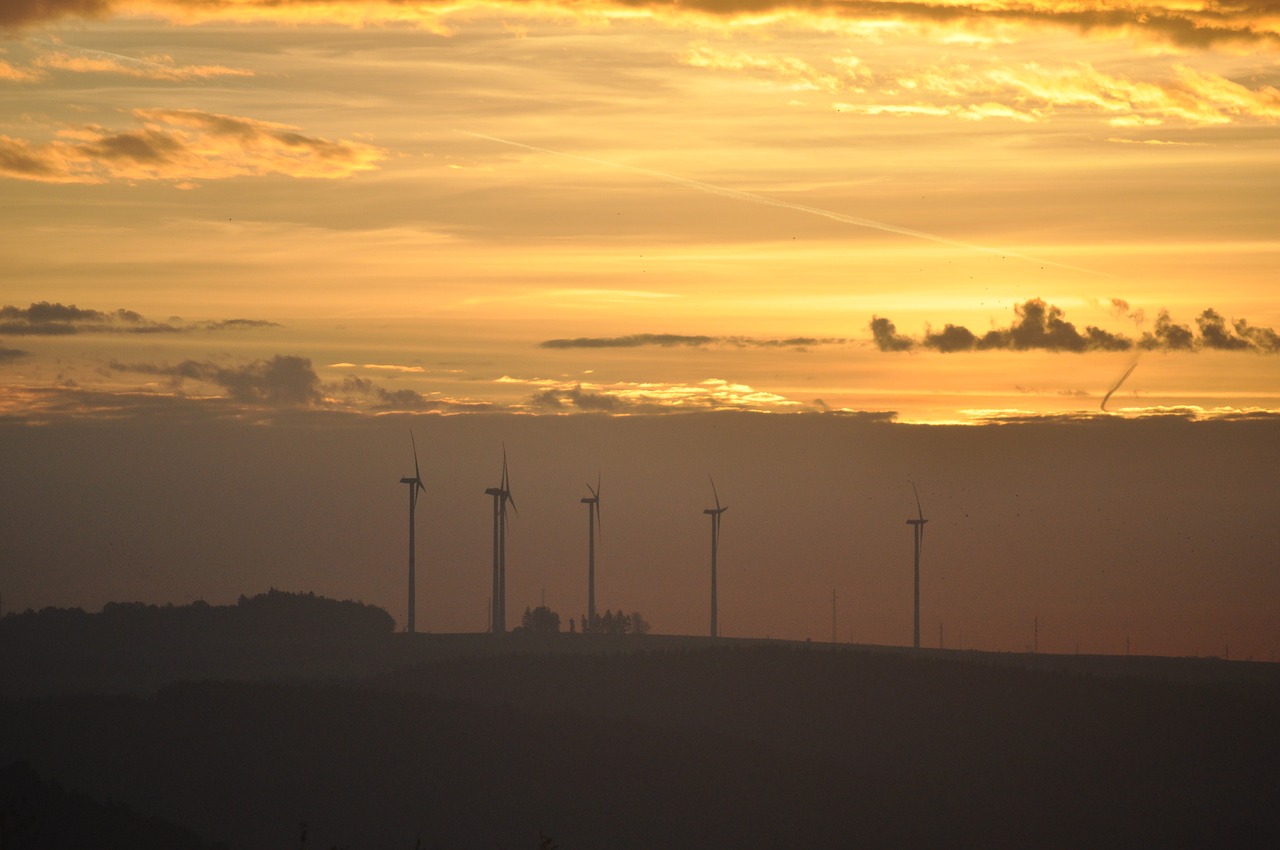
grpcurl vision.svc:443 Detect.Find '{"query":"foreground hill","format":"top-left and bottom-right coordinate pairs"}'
top-left (2, 628), bottom-right (1278, 849)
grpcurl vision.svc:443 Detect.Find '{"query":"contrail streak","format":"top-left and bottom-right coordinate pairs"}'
top-left (29, 37), bottom-right (170, 73)
top-left (462, 131), bottom-right (1106, 276)
top-left (1101, 358), bottom-right (1139, 411)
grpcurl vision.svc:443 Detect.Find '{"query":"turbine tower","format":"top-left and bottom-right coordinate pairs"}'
top-left (581, 475), bottom-right (602, 633)
top-left (703, 475), bottom-right (728, 638)
top-left (484, 446), bottom-right (516, 634)
top-left (399, 430), bottom-right (426, 634)
top-left (906, 481), bottom-right (928, 649)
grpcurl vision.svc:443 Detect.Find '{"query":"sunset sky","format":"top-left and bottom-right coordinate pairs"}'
top-left (2, 1), bottom-right (1277, 657)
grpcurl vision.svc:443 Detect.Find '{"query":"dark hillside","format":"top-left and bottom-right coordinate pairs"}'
top-left (1, 643), bottom-right (1277, 849)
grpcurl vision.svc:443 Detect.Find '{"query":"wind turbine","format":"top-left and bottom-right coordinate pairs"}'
top-left (484, 446), bottom-right (516, 634)
top-left (704, 475), bottom-right (728, 638)
top-left (399, 430), bottom-right (426, 634)
top-left (581, 474), bottom-right (602, 633)
top-left (906, 482), bottom-right (928, 649)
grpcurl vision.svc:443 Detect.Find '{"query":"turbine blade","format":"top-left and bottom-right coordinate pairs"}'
top-left (410, 429), bottom-right (422, 481)
top-left (709, 474), bottom-right (721, 512)
top-left (595, 501), bottom-right (603, 543)
top-left (912, 481), bottom-right (924, 521)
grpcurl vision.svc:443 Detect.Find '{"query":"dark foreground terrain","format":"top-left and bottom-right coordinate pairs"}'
top-left (2, 596), bottom-right (1278, 849)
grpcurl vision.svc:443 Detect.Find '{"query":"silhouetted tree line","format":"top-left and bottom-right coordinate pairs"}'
top-left (0, 591), bottom-right (397, 695)
top-left (518, 605), bottom-right (561, 634)
top-left (513, 607), bottom-right (651, 636)
top-left (0, 590), bottom-right (394, 645)
top-left (583, 609), bottom-right (649, 635)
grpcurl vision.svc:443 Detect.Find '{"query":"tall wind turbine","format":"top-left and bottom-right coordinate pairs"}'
top-left (906, 482), bottom-right (928, 649)
top-left (399, 430), bottom-right (426, 634)
top-left (484, 446), bottom-right (516, 634)
top-left (704, 476), bottom-right (728, 638)
top-left (581, 475), bottom-right (602, 633)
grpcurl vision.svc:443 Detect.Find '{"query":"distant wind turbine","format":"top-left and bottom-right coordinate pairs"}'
top-left (581, 474), bottom-right (602, 633)
top-left (907, 482), bottom-right (928, 649)
top-left (704, 476), bottom-right (728, 638)
top-left (484, 446), bottom-right (516, 634)
top-left (399, 430), bottom-right (426, 634)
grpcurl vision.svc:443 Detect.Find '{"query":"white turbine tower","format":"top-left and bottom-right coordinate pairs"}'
top-left (906, 482), bottom-right (928, 649)
top-left (484, 446), bottom-right (516, 634)
top-left (581, 475), bottom-right (602, 633)
top-left (704, 476), bottom-right (728, 638)
top-left (399, 430), bottom-right (426, 634)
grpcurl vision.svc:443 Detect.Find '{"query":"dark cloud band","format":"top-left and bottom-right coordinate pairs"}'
top-left (0, 302), bottom-right (281, 336)
top-left (871, 300), bottom-right (1280, 354)
top-left (540, 334), bottom-right (845, 349)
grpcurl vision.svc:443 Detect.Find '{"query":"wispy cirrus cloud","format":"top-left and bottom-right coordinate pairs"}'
top-left (29, 49), bottom-right (255, 82)
top-left (0, 302), bottom-right (282, 335)
top-left (871, 299), bottom-right (1280, 354)
top-left (0, 57), bottom-right (41, 82)
top-left (686, 45), bottom-right (1280, 127)
top-left (681, 44), bottom-right (872, 95)
top-left (0, 109), bottom-right (384, 185)
top-left (3, 1), bottom-right (1278, 52)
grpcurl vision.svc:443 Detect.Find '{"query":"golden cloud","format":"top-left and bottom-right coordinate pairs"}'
top-left (4, 1), bottom-right (1279, 53)
top-left (32, 51), bottom-right (255, 81)
top-left (0, 108), bottom-right (384, 184)
top-left (0, 58), bottom-right (41, 82)
top-left (681, 44), bottom-right (872, 94)
top-left (528, 377), bottom-right (805, 413)
top-left (767, 58), bottom-right (1280, 126)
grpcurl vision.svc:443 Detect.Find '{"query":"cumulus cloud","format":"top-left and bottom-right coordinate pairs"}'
top-left (1139, 309), bottom-right (1196, 351)
top-left (0, 302), bottom-right (281, 335)
top-left (869, 316), bottom-right (914, 352)
top-left (540, 333), bottom-right (845, 350)
top-left (874, 300), bottom-right (1280, 354)
top-left (0, 109), bottom-right (384, 185)
top-left (112, 355), bottom-right (323, 405)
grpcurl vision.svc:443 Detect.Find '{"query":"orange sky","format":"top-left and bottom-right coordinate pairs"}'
top-left (1, 1), bottom-right (1277, 655)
